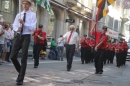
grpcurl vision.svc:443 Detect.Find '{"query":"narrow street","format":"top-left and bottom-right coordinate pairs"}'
top-left (0, 57), bottom-right (130, 86)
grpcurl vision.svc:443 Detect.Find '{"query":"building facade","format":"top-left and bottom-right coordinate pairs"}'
top-left (91, 0), bottom-right (129, 42)
top-left (0, 0), bottom-right (94, 40)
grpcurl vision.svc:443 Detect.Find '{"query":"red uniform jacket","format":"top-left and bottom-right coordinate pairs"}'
top-left (92, 31), bottom-right (108, 50)
top-left (85, 38), bottom-right (91, 49)
top-left (105, 42), bottom-right (109, 51)
top-left (89, 39), bottom-right (95, 48)
top-left (33, 30), bottom-right (46, 44)
top-left (122, 41), bottom-right (129, 51)
top-left (80, 37), bottom-right (87, 48)
top-left (115, 43), bottom-right (124, 53)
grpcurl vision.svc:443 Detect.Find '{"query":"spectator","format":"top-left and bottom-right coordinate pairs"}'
top-left (50, 38), bottom-right (58, 59)
top-left (2, 24), bottom-right (11, 62)
top-left (0, 15), bottom-right (5, 65)
top-left (57, 35), bottom-right (65, 61)
top-left (5, 24), bottom-right (14, 62)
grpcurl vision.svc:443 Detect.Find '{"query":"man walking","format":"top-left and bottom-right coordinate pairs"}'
top-left (59, 25), bottom-right (79, 71)
top-left (10, 0), bottom-right (37, 85)
top-left (91, 26), bottom-right (108, 74)
top-left (57, 35), bottom-right (65, 61)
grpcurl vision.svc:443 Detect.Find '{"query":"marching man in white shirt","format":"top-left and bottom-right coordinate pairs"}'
top-left (59, 25), bottom-right (79, 71)
top-left (10, 0), bottom-right (37, 85)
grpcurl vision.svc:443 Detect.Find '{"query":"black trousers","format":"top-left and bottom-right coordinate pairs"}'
top-left (66, 44), bottom-right (75, 69)
top-left (116, 53), bottom-right (121, 67)
top-left (110, 51), bottom-right (115, 63)
top-left (81, 47), bottom-right (87, 63)
top-left (86, 49), bottom-right (91, 63)
top-left (94, 49), bottom-right (105, 72)
top-left (10, 34), bottom-right (30, 80)
top-left (122, 51), bottom-right (127, 65)
top-left (33, 44), bottom-right (43, 66)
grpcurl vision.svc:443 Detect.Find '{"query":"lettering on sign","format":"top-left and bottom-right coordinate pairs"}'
top-left (66, 19), bottom-right (75, 23)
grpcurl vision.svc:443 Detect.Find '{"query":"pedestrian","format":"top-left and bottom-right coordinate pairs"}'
top-left (91, 26), bottom-right (108, 74)
top-left (32, 24), bottom-right (46, 68)
top-left (10, 0), bottom-right (37, 85)
top-left (2, 24), bottom-right (11, 62)
top-left (0, 15), bottom-right (5, 65)
top-left (59, 25), bottom-right (79, 71)
top-left (57, 35), bottom-right (65, 61)
top-left (6, 24), bottom-right (14, 62)
top-left (50, 38), bottom-right (58, 59)
top-left (80, 34), bottom-right (87, 64)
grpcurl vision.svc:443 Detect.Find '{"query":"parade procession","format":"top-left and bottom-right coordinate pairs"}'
top-left (1, 0), bottom-right (130, 86)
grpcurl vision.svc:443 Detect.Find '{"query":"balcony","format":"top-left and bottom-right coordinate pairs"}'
top-left (66, 0), bottom-right (92, 15)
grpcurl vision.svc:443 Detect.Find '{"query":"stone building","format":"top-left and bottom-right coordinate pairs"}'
top-left (0, 0), bottom-right (94, 39)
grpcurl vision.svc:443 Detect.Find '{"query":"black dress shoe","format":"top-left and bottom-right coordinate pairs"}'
top-left (6, 60), bottom-right (11, 62)
top-left (67, 69), bottom-right (70, 71)
top-left (17, 80), bottom-right (23, 85)
top-left (98, 72), bottom-right (102, 74)
top-left (95, 72), bottom-right (99, 74)
top-left (16, 77), bottom-right (23, 85)
top-left (16, 74), bottom-right (20, 82)
top-left (34, 66), bottom-right (38, 68)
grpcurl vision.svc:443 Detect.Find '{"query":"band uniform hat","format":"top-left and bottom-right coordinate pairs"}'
top-left (22, 0), bottom-right (32, 5)
top-left (102, 26), bottom-right (107, 31)
top-left (38, 24), bottom-right (43, 28)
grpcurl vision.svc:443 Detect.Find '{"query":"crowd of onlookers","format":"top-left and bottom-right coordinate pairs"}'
top-left (0, 14), bottom-right (14, 65)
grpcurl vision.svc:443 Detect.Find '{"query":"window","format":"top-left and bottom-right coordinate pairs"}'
top-left (2, 0), bottom-right (11, 12)
top-left (114, 19), bottom-right (118, 31)
top-left (108, 16), bottom-right (114, 29)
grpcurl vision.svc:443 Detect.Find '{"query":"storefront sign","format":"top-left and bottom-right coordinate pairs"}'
top-left (106, 28), bottom-right (119, 39)
top-left (66, 19), bottom-right (75, 23)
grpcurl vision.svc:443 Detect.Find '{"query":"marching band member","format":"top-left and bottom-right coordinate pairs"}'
top-left (80, 34), bottom-right (87, 64)
top-left (88, 36), bottom-right (95, 63)
top-left (91, 26), bottom-right (108, 74)
top-left (115, 41), bottom-right (124, 68)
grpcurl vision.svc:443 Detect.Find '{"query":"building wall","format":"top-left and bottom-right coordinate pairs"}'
top-left (0, 0), bottom-right (92, 39)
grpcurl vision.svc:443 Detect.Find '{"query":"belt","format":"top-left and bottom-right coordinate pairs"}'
top-left (66, 44), bottom-right (75, 46)
top-left (16, 33), bottom-right (30, 36)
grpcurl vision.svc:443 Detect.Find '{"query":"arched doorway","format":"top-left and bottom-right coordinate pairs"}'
top-left (47, 8), bottom-right (60, 39)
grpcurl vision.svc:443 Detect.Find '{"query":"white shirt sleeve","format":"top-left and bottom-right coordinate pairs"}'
top-left (24, 13), bottom-right (37, 32)
top-left (63, 32), bottom-right (68, 39)
top-left (13, 14), bottom-right (20, 32)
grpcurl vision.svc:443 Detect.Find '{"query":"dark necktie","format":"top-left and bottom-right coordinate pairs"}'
top-left (21, 13), bottom-right (26, 34)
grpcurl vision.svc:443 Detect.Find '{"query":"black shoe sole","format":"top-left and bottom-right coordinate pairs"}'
top-left (17, 82), bottom-right (23, 85)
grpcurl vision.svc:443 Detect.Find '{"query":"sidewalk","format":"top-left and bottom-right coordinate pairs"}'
top-left (0, 57), bottom-right (130, 86)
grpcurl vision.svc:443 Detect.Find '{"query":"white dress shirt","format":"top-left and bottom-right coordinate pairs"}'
top-left (5, 28), bottom-right (14, 40)
top-left (57, 37), bottom-right (65, 46)
top-left (13, 10), bottom-right (37, 34)
top-left (9, 28), bottom-right (14, 39)
top-left (63, 31), bottom-right (79, 45)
